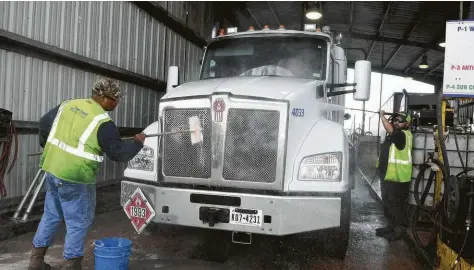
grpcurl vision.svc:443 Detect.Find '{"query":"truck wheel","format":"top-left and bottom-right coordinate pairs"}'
top-left (323, 191), bottom-right (351, 259)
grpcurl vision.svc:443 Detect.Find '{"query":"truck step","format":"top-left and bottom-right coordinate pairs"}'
top-left (232, 231), bottom-right (252, 245)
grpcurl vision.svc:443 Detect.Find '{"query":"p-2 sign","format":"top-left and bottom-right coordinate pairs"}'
top-left (123, 187), bottom-right (156, 234)
top-left (292, 108), bottom-right (304, 117)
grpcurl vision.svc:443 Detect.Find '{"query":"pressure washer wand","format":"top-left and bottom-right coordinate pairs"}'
top-left (121, 129), bottom-right (194, 140)
top-left (346, 107), bottom-right (393, 115)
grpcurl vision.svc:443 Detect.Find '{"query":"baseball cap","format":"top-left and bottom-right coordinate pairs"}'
top-left (92, 78), bottom-right (126, 100)
top-left (394, 112), bottom-right (411, 123)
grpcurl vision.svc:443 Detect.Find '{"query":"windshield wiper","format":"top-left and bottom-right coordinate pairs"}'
top-left (201, 76), bottom-right (227, 80)
top-left (240, 74), bottom-right (285, 77)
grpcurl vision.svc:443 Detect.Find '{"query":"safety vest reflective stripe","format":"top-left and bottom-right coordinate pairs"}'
top-left (49, 138), bottom-right (103, 162)
top-left (46, 101), bottom-right (109, 162)
top-left (388, 143), bottom-right (412, 165)
top-left (78, 113), bottom-right (110, 151)
top-left (47, 101), bottom-right (68, 143)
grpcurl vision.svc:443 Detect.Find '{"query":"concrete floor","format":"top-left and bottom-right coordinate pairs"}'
top-left (0, 173), bottom-right (422, 270)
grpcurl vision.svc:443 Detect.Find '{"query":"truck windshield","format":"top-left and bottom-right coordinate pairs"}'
top-left (200, 35), bottom-right (327, 80)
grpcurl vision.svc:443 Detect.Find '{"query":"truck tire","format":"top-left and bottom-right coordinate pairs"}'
top-left (296, 191), bottom-right (351, 259)
top-left (323, 190), bottom-right (351, 259)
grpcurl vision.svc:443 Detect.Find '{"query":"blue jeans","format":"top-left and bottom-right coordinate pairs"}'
top-left (32, 172), bottom-right (96, 259)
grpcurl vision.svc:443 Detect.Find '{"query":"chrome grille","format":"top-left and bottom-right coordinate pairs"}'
top-left (162, 108), bottom-right (212, 178)
top-left (223, 109), bottom-right (280, 183)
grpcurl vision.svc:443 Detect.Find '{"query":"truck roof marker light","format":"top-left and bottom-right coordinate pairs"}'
top-left (263, 24), bottom-right (270, 30)
top-left (248, 26), bottom-right (255, 31)
top-left (227, 27), bottom-right (238, 34)
top-left (211, 26), bottom-right (217, 39)
top-left (322, 25), bottom-right (330, 34)
top-left (304, 24), bottom-right (317, 32)
top-left (279, 24), bottom-right (286, 30)
top-left (335, 33), bottom-right (343, 44)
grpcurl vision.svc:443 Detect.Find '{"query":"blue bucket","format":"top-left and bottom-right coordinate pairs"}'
top-left (94, 237), bottom-right (132, 270)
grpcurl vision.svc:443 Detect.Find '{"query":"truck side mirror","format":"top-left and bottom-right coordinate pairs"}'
top-left (166, 66), bottom-right (179, 92)
top-left (353, 60), bottom-right (371, 101)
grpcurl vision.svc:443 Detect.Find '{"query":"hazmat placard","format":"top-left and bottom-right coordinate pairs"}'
top-left (443, 21), bottom-right (474, 98)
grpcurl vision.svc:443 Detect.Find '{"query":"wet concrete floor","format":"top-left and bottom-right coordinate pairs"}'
top-left (0, 172), bottom-right (422, 270)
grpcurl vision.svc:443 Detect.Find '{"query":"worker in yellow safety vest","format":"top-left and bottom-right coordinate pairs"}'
top-left (375, 111), bottom-right (413, 241)
top-left (28, 78), bottom-right (145, 270)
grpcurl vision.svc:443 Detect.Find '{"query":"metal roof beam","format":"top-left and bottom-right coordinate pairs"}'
top-left (247, 8), bottom-right (262, 29)
top-left (213, 2), bottom-right (239, 28)
top-left (367, 2), bottom-right (393, 60)
top-left (426, 61), bottom-right (444, 76)
top-left (348, 61), bottom-right (441, 86)
top-left (403, 48), bottom-right (429, 73)
top-left (403, 31), bottom-right (445, 73)
top-left (349, 2), bottom-right (355, 36)
top-left (346, 31), bottom-right (444, 53)
top-left (0, 29), bottom-right (166, 91)
top-left (384, 2), bottom-right (429, 69)
top-left (268, 2), bottom-right (281, 26)
top-left (132, 1), bottom-right (206, 48)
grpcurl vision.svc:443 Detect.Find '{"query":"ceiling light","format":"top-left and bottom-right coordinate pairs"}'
top-left (419, 55), bottom-right (429, 69)
top-left (305, 2), bottom-right (322, 20)
top-left (306, 8), bottom-right (322, 20)
top-left (439, 42), bottom-right (446, 47)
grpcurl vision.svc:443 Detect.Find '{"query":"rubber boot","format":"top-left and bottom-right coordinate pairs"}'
top-left (58, 257), bottom-right (83, 270)
top-left (28, 247), bottom-right (51, 270)
top-left (385, 226), bottom-right (405, 241)
top-left (375, 226), bottom-right (393, 237)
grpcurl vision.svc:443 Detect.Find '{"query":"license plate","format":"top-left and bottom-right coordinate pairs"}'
top-left (229, 208), bottom-right (263, 227)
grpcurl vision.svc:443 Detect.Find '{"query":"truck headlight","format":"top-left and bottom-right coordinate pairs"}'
top-left (128, 146), bottom-right (154, 171)
top-left (298, 152), bottom-right (342, 181)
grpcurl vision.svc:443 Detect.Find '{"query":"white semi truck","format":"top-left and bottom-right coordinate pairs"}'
top-left (121, 24), bottom-right (372, 258)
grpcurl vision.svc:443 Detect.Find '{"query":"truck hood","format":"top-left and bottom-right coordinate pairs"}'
top-left (163, 76), bottom-right (322, 100)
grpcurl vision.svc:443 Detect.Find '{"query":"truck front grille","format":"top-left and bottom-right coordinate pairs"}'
top-left (223, 109), bottom-right (280, 183)
top-left (162, 108), bottom-right (212, 178)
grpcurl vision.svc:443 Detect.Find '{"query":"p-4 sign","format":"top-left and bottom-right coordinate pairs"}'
top-left (123, 187), bottom-right (156, 234)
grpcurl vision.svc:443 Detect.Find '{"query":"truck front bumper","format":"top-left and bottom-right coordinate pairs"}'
top-left (120, 180), bottom-right (342, 236)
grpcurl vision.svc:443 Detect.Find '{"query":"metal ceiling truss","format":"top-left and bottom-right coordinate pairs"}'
top-left (367, 2), bottom-right (394, 60)
top-left (383, 2), bottom-right (430, 70)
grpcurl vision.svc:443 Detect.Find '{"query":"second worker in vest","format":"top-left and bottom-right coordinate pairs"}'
top-left (375, 111), bottom-right (413, 241)
top-left (28, 78), bottom-right (146, 270)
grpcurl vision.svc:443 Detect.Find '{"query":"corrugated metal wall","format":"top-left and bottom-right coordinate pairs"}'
top-left (0, 1), bottom-right (209, 81)
top-left (0, 1), bottom-right (211, 202)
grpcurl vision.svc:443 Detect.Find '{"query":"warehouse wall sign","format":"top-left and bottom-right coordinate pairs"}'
top-left (443, 20), bottom-right (474, 98)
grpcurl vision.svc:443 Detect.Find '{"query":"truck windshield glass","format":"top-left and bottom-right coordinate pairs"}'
top-left (200, 35), bottom-right (327, 80)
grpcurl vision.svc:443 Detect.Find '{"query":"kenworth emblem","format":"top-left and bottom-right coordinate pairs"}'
top-left (213, 98), bottom-right (226, 122)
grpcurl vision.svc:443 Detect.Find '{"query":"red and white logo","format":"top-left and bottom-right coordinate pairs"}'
top-left (123, 188), bottom-right (156, 234)
top-left (213, 98), bottom-right (226, 122)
